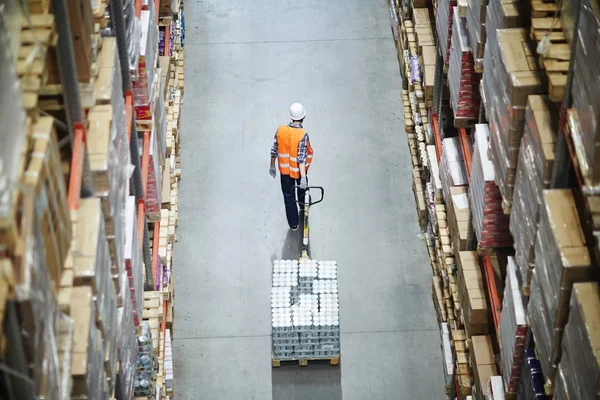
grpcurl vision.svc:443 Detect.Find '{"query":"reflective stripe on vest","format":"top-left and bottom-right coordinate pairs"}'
top-left (276, 125), bottom-right (313, 179)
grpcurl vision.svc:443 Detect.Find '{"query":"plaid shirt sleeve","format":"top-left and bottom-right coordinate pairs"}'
top-left (297, 133), bottom-right (309, 164)
top-left (270, 131), bottom-right (278, 158)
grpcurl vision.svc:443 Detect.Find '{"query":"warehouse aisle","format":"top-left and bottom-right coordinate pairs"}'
top-left (173, 1), bottom-right (445, 399)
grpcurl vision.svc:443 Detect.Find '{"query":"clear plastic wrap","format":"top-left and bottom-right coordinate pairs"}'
top-left (528, 269), bottom-right (556, 384)
top-left (485, 0), bottom-right (529, 47)
top-left (560, 0), bottom-right (578, 45)
top-left (116, 284), bottom-right (137, 399)
top-left (155, 67), bottom-right (168, 165)
top-left (469, 124), bottom-right (512, 249)
top-left (11, 119), bottom-right (73, 397)
top-left (439, 137), bottom-right (467, 205)
top-left (517, 347), bottom-right (548, 399)
top-left (0, 2), bottom-right (26, 227)
top-left (72, 199), bottom-right (116, 356)
top-left (134, 321), bottom-right (156, 396)
top-left (435, 0), bottom-right (457, 66)
top-left (134, 6), bottom-right (159, 119)
top-left (499, 257), bottom-right (527, 395)
top-left (90, 38), bottom-right (131, 277)
top-left (70, 286), bottom-right (108, 398)
top-left (140, 125), bottom-right (162, 221)
top-left (466, 0), bottom-right (486, 62)
top-left (485, 376), bottom-right (504, 400)
top-left (569, 0), bottom-right (600, 187)
top-left (509, 95), bottom-right (556, 289)
top-left (482, 28), bottom-right (545, 206)
top-left (557, 282), bottom-right (600, 399)
top-left (0, 0), bottom-right (21, 58)
top-left (124, 196), bottom-right (144, 326)
top-left (448, 8), bottom-right (480, 121)
top-left (530, 189), bottom-right (593, 384)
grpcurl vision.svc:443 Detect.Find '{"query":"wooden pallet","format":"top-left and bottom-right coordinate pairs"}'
top-left (530, 0), bottom-right (559, 18)
top-left (530, 18), bottom-right (571, 102)
top-left (272, 355), bottom-right (340, 368)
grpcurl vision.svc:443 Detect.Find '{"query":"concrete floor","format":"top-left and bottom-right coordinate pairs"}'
top-left (172, 0), bottom-right (445, 399)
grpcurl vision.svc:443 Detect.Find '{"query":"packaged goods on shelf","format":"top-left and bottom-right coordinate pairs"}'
top-left (465, 0), bottom-right (486, 66)
top-left (469, 124), bottom-right (512, 249)
top-left (140, 125), bottom-right (163, 220)
top-left (155, 66), bottom-right (169, 163)
top-left (71, 286), bottom-right (108, 398)
top-left (116, 278), bottom-right (137, 399)
top-left (427, 145), bottom-right (443, 202)
top-left (485, 0), bottom-right (530, 47)
top-left (72, 199), bottom-right (120, 393)
top-left (457, 251), bottom-right (490, 337)
top-left (499, 257), bottom-right (527, 396)
top-left (470, 335), bottom-right (498, 395)
top-left (517, 347), bottom-right (548, 399)
top-left (553, 282), bottom-right (600, 400)
top-left (134, 6), bottom-right (159, 119)
top-left (485, 376), bottom-right (504, 400)
top-left (23, 119), bottom-right (72, 285)
top-left (435, 0), bottom-right (457, 66)
top-left (560, 0), bottom-right (578, 45)
top-left (164, 328), bottom-right (174, 394)
top-left (448, 8), bottom-right (480, 123)
top-left (9, 196), bottom-right (68, 397)
top-left (510, 95), bottom-right (556, 289)
top-left (125, 196), bottom-right (144, 326)
top-left (439, 137), bottom-right (468, 205)
top-left (412, 8), bottom-right (435, 54)
top-left (55, 0), bottom-right (96, 83)
top-left (529, 189), bottom-right (592, 384)
top-left (440, 323), bottom-right (454, 391)
top-left (135, 321), bottom-right (156, 396)
top-left (0, 25), bottom-right (26, 246)
top-left (569, 0), bottom-right (600, 186)
top-left (448, 186), bottom-right (471, 251)
top-left (482, 29), bottom-right (545, 208)
top-left (89, 38), bottom-right (133, 276)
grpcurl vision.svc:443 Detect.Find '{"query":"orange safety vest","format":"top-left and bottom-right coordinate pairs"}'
top-left (276, 125), bottom-right (313, 179)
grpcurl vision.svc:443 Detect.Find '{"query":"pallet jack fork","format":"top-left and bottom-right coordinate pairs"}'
top-left (296, 185), bottom-right (324, 260)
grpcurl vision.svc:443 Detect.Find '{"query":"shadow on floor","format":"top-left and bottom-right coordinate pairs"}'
top-left (272, 363), bottom-right (342, 400)
top-left (273, 222), bottom-right (342, 400)
top-left (281, 213), bottom-right (304, 260)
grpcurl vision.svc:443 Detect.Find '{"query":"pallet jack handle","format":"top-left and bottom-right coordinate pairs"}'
top-left (293, 186), bottom-right (325, 207)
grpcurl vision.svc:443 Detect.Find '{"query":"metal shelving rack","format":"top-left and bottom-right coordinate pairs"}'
top-left (60, 0), bottom-right (158, 292)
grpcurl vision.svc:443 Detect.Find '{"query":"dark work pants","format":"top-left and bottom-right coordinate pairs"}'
top-left (280, 174), bottom-right (306, 228)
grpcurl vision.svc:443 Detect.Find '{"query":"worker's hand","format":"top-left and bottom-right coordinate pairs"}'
top-left (299, 176), bottom-right (308, 189)
top-left (269, 166), bottom-right (276, 178)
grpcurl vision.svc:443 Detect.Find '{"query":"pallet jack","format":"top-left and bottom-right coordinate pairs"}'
top-left (296, 185), bottom-right (324, 260)
top-left (271, 186), bottom-right (341, 367)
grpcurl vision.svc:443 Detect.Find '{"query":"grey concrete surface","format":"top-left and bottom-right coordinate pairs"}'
top-left (173, 0), bottom-right (445, 398)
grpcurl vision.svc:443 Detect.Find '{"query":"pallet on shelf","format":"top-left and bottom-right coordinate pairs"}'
top-left (18, 14), bottom-right (56, 121)
top-left (530, 18), bottom-right (571, 102)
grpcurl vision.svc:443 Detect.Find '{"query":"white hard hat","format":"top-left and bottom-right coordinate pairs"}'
top-left (289, 103), bottom-right (306, 121)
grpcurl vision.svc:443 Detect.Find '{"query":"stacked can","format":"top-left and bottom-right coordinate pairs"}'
top-left (134, 322), bottom-right (155, 396)
top-left (272, 260), bottom-right (340, 360)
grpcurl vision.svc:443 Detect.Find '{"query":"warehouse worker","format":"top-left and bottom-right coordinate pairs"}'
top-left (269, 103), bottom-right (314, 231)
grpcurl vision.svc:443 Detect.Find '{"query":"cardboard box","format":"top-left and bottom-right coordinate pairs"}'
top-left (497, 29), bottom-right (546, 107)
top-left (470, 335), bottom-right (498, 391)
